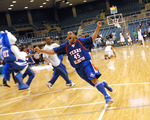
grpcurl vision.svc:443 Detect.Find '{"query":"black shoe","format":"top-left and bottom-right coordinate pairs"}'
top-left (3, 79), bottom-right (10, 87)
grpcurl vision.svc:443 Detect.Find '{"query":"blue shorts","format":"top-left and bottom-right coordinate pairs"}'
top-left (76, 61), bottom-right (101, 86)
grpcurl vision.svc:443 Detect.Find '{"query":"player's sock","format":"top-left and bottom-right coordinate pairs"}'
top-left (95, 82), bottom-right (108, 96)
top-left (103, 81), bottom-right (113, 92)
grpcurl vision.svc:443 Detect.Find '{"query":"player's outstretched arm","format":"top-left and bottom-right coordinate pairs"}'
top-left (34, 46), bottom-right (56, 55)
top-left (92, 21), bottom-right (102, 42)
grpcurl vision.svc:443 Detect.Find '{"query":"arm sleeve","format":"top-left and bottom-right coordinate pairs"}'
top-left (53, 42), bottom-right (67, 55)
top-left (11, 45), bottom-right (21, 60)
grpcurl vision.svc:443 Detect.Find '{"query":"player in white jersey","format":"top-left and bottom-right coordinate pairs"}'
top-left (126, 32), bottom-right (132, 45)
top-left (43, 37), bottom-right (75, 89)
top-left (137, 27), bottom-right (144, 45)
top-left (119, 32), bottom-right (126, 45)
top-left (104, 42), bottom-right (116, 59)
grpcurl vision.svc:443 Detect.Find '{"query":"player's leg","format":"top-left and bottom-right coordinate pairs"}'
top-left (2, 63), bottom-right (11, 87)
top-left (85, 62), bottom-right (113, 104)
top-left (56, 62), bottom-right (75, 86)
top-left (46, 69), bottom-right (59, 89)
top-left (10, 60), bottom-right (29, 90)
top-left (23, 67), bottom-right (35, 86)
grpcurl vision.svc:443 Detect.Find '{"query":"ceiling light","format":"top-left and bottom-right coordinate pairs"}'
top-left (69, 3), bottom-right (72, 6)
top-left (66, 1), bottom-right (69, 4)
top-left (30, 0), bottom-right (34, 2)
top-left (43, 2), bottom-right (46, 4)
top-left (10, 5), bottom-right (14, 7)
top-left (83, 0), bottom-right (87, 2)
top-left (46, 0), bottom-right (49, 1)
top-left (8, 8), bottom-right (12, 10)
top-left (12, 1), bottom-right (16, 3)
top-left (40, 6), bottom-right (43, 8)
top-left (25, 7), bottom-right (28, 9)
top-left (62, 0), bottom-right (65, 2)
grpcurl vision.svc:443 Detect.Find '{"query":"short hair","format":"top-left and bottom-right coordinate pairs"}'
top-left (20, 47), bottom-right (24, 51)
top-left (45, 37), bottom-right (51, 40)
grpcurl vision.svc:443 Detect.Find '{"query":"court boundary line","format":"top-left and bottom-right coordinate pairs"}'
top-left (20, 104), bottom-right (150, 120)
top-left (0, 101), bottom-right (105, 116)
top-left (1, 82), bottom-right (150, 106)
top-left (98, 104), bottom-right (108, 120)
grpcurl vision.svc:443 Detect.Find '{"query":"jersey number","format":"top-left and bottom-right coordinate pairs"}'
top-left (3, 50), bottom-right (9, 57)
top-left (74, 53), bottom-right (80, 59)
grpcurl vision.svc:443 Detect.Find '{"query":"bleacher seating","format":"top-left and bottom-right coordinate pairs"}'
top-left (0, 25), bottom-right (16, 33)
top-left (13, 23), bottom-right (32, 28)
top-left (33, 22), bottom-right (47, 30)
top-left (128, 17), bottom-right (150, 37)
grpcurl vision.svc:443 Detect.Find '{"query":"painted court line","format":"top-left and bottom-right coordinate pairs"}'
top-left (20, 104), bottom-right (150, 120)
top-left (98, 104), bottom-right (108, 120)
top-left (0, 101), bottom-right (105, 116)
top-left (1, 82), bottom-right (150, 107)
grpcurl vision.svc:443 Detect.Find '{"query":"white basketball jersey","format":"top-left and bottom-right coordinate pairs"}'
top-left (138, 29), bottom-right (142, 37)
top-left (43, 43), bottom-right (60, 67)
top-left (126, 33), bottom-right (132, 42)
top-left (105, 45), bottom-right (112, 52)
top-left (120, 33), bottom-right (125, 42)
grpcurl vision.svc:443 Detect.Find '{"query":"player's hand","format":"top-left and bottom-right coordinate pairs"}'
top-left (34, 46), bottom-right (40, 52)
top-left (97, 21), bottom-right (102, 28)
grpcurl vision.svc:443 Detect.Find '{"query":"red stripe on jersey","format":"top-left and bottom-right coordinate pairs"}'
top-left (78, 39), bottom-right (89, 51)
top-left (92, 63), bottom-right (98, 71)
top-left (66, 43), bottom-right (68, 55)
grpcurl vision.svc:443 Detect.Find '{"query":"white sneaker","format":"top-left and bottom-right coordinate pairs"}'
top-left (66, 83), bottom-right (75, 87)
top-left (46, 82), bottom-right (53, 89)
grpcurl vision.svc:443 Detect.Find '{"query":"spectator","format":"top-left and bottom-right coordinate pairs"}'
top-left (147, 19), bottom-right (150, 27)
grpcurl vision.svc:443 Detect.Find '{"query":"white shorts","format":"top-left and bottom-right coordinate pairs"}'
top-left (105, 51), bottom-right (114, 58)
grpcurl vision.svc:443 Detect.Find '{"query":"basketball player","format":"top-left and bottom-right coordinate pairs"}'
top-left (119, 32), bottom-right (126, 45)
top-left (104, 42), bottom-right (116, 59)
top-left (137, 27), bottom-right (144, 45)
top-left (20, 47), bottom-right (35, 86)
top-left (126, 32), bottom-right (132, 45)
top-left (42, 37), bottom-right (75, 89)
top-left (35, 21), bottom-right (113, 104)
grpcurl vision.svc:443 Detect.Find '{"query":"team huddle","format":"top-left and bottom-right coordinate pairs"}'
top-left (1, 21), bottom-right (144, 105)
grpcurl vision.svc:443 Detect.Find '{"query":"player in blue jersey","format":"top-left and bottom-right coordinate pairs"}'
top-left (35, 21), bottom-right (113, 104)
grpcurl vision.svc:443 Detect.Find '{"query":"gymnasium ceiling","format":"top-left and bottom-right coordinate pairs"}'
top-left (0, 0), bottom-right (97, 12)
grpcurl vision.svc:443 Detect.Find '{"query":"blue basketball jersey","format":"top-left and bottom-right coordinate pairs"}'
top-left (1, 47), bottom-right (17, 63)
top-left (54, 37), bottom-right (93, 68)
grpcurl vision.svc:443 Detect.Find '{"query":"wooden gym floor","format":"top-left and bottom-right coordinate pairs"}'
top-left (0, 42), bottom-right (150, 120)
